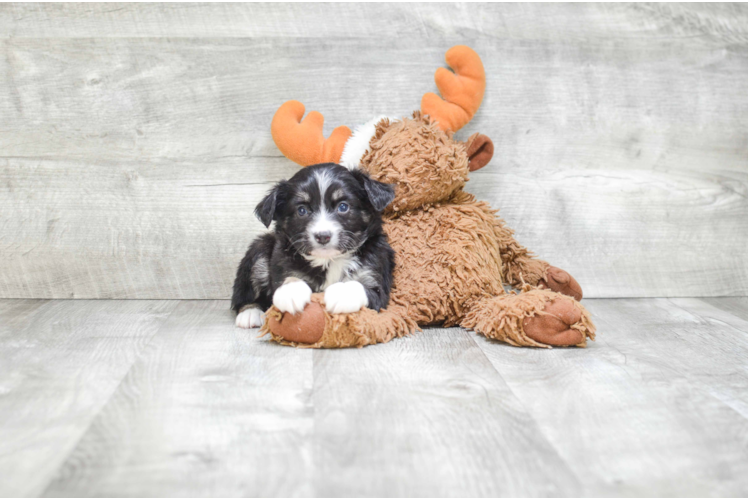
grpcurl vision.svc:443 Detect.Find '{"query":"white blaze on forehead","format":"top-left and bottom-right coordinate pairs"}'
top-left (308, 168), bottom-right (341, 252)
top-left (313, 169), bottom-right (333, 199)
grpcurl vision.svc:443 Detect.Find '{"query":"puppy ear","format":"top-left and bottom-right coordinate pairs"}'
top-left (354, 171), bottom-right (395, 212)
top-left (365, 179), bottom-right (396, 212)
top-left (254, 181), bottom-right (287, 228)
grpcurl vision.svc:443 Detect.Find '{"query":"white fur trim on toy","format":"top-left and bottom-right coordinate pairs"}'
top-left (340, 115), bottom-right (395, 170)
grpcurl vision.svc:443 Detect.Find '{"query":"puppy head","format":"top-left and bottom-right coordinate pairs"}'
top-left (255, 163), bottom-right (394, 261)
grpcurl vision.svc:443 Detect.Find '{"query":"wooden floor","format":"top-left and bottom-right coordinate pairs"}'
top-left (0, 298), bottom-right (746, 497)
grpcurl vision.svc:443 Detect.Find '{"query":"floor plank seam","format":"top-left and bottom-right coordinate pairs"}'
top-left (36, 300), bottom-right (182, 497)
top-left (669, 298), bottom-right (748, 334)
top-left (466, 330), bottom-right (589, 492)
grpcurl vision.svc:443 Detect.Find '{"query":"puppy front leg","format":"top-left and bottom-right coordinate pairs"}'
top-left (232, 235), bottom-right (275, 329)
top-left (324, 281), bottom-right (369, 314)
top-left (273, 277), bottom-right (313, 315)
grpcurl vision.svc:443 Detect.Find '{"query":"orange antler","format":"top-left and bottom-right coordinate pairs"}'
top-left (271, 100), bottom-right (352, 166)
top-left (421, 45), bottom-right (486, 132)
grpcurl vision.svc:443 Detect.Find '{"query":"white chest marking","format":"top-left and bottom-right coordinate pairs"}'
top-left (304, 254), bottom-right (359, 292)
top-left (322, 255), bottom-right (354, 290)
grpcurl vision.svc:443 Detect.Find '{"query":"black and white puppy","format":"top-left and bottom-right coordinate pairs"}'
top-left (232, 163), bottom-right (396, 328)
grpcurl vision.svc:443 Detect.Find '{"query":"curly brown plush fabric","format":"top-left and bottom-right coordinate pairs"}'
top-left (263, 46), bottom-right (596, 349)
top-left (361, 113), bottom-right (468, 213)
top-left (383, 188), bottom-right (554, 326)
top-left (462, 289), bottom-right (595, 348)
top-left (261, 294), bottom-right (416, 349)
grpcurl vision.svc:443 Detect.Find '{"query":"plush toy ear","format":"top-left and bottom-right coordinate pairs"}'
top-left (465, 133), bottom-right (494, 172)
top-left (353, 171), bottom-right (395, 212)
top-left (254, 181), bottom-right (288, 228)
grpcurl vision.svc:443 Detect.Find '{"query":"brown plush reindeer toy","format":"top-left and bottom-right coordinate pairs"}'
top-left (261, 45), bottom-right (596, 348)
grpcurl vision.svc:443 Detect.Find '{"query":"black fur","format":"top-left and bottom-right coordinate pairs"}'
top-left (231, 163), bottom-right (396, 314)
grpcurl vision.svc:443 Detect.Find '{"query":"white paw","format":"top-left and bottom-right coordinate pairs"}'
top-left (235, 307), bottom-right (265, 329)
top-left (273, 280), bottom-right (312, 315)
top-left (324, 281), bottom-right (369, 314)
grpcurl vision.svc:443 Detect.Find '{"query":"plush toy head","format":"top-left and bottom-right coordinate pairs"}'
top-left (271, 46), bottom-right (495, 213)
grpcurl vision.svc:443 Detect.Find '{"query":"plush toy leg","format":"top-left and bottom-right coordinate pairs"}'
top-left (467, 199), bottom-right (583, 301)
top-left (538, 266), bottom-right (584, 301)
top-left (500, 243), bottom-right (584, 301)
top-left (461, 289), bottom-right (595, 348)
top-left (260, 294), bottom-right (417, 348)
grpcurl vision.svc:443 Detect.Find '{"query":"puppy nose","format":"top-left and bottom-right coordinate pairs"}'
top-left (314, 231), bottom-right (332, 245)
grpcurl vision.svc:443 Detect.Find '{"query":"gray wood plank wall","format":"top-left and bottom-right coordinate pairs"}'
top-left (1, 3), bottom-right (747, 299)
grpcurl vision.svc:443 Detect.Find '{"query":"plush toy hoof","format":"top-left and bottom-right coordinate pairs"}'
top-left (523, 298), bottom-right (584, 346)
top-left (267, 302), bottom-right (326, 344)
top-left (539, 266), bottom-right (583, 301)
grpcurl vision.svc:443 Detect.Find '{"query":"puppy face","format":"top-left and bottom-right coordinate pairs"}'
top-left (256, 164), bottom-right (395, 262)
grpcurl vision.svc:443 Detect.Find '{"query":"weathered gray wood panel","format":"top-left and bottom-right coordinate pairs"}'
top-left (0, 299), bottom-right (177, 497)
top-left (0, 158), bottom-right (289, 299)
top-left (43, 300), bottom-right (315, 497)
top-left (1, 3), bottom-right (747, 40)
top-left (702, 297), bottom-right (748, 323)
top-left (311, 329), bottom-right (580, 497)
top-left (1, 3), bottom-right (747, 298)
top-left (474, 298), bottom-right (748, 496)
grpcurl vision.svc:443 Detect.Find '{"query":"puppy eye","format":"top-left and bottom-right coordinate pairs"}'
top-left (297, 206), bottom-right (308, 216)
top-left (337, 202), bottom-right (349, 213)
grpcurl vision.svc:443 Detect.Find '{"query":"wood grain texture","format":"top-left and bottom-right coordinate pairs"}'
top-left (0, 158), bottom-right (290, 299)
top-left (42, 300), bottom-right (314, 497)
top-left (1, 3), bottom-right (747, 40)
top-left (1, 298), bottom-right (748, 496)
top-left (473, 298), bottom-right (748, 496)
top-left (311, 328), bottom-right (580, 497)
top-left (701, 297), bottom-right (748, 322)
top-left (1, 3), bottom-right (747, 298)
top-left (0, 299), bottom-right (177, 497)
